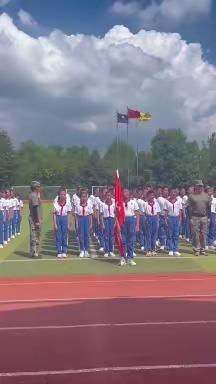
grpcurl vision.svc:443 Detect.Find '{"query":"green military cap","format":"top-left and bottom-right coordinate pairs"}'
top-left (30, 180), bottom-right (41, 188)
top-left (194, 180), bottom-right (204, 186)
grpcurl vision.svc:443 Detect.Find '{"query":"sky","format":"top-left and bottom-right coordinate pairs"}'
top-left (0, 0), bottom-right (216, 150)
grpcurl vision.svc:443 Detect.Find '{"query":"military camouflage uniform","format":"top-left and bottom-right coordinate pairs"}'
top-left (29, 185), bottom-right (42, 257)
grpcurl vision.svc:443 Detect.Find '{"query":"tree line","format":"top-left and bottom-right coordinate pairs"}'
top-left (0, 128), bottom-right (216, 188)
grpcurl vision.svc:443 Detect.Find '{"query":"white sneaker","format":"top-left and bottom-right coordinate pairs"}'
top-left (152, 251), bottom-right (157, 256)
top-left (205, 246), bottom-right (209, 251)
top-left (11, 235), bottom-right (15, 239)
top-left (57, 254), bottom-right (62, 258)
top-left (79, 251), bottom-right (85, 258)
top-left (8, 238), bottom-right (11, 242)
top-left (169, 251), bottom-right (174, 256)
top-left (141, 246), bottom-right (145, 251)
top-left (18, 233), bottom-right (21, 236)
top-left (209, 246), bottom-right (215, 250)
top-left (0, 244), bottom-right (3, 249)
top-left (174, 252), bottom-right (181, 257)
top-left (146, 252), bottom-right (152, 257)
top-left (156, 241), bottom-right (159, 247)
top-left (120, 258), bottom-right (126, 266)
top-left (4, 241), bottom-right (8, 245)
top-left (84, 251), bottom-right (90, 258)
top-left (62, 253), bottom-right (67, 258)
top-left (128, 259), bottom-right (136, 266)
top-left (133, 252), bottom-right (136, 257)
top-left (179, 235), bottom-right (182, 239)
top-left (160, 245), bottom-right (165, 250)
top-left (110, 252), bottom-right (115, 257)
top-left (186, 238), bottom-right (190, 242)
top-left (104, 253), bottom-right (109, 258)
top-left (99, 247), bottom-right (104, 252)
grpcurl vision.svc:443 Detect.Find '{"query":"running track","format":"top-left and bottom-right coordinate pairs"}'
top-left (1, 273), bottom-right (216, 383)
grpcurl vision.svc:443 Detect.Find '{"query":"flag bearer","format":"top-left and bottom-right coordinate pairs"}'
top-left (0, 190), bottom-right (6, 249)
top-left (145, 190), bottom-right (160, 256)
top-left (53, 188), bottom-right (72, 258)
top-left (100, 190), bottom-right (116, 257)
top-left (207, 187), bottom-right (216, 250)
top-left (165, 189), bottom-right (182, 256)
top-left (121, 189), bottom-right (139, 266)
top-left (75, 190), bottom-right (93, 258)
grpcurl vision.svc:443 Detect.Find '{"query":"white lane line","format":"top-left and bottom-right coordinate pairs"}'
top-left (1, 320), bottom-right (216, 331)
top-left (1, 363), bottom-right (216, 377)
top-left (0, 276), bottom-right (216, 287)
top-left (1, 293), bottom-right (216, 304)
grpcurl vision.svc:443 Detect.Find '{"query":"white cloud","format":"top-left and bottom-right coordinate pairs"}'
top-left (111, 0), bottom-right (212, 27)
top-left (0, 0), bottom-right (10, 7)
top-left (0, 13), bottom-right (215, 149)
top-left (17, 9), bottom-right (37, 27)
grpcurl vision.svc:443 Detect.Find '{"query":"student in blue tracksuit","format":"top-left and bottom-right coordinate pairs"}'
top-left (75, 190), bottom-right (93, 258)
top-left (120, 189), bottom-right (139, 266)
top-left (3, 189), bottom-right (13, 244)
top-left (165, 189), bottom-right (183, 256)
top-left (207, 188), bottom-right (216, 250)
top-left (95, 188), bottom-right (107, 252)
top-left (0, 190), bottom-right (6, 249)
top-left (100, 190), bottom-right (116, 258)
top-left (145, 190), bottom-right (160, 256)
top-left (15, 194), bottom-right (24, 235)
top-left (137, 191), bottom-right (147, 252)
top-left (53, 188), bottom-right (72, 258)
top-left (157, 187), bottom-right (169, 250)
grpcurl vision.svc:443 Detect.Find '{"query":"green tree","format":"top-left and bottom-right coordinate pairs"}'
top-left (0, 129), bottom-right (15, 187)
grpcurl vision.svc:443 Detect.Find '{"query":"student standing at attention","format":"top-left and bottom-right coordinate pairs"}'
top-left (0, 190), bottom-right (6, 249)
top-left (75, 190), bottom-right (93, 258)
top-left (29, 181), bottom-right (43, 258)
top-left (53, 188), bottom-right (72, 258)
top-left (145, 190), bottom-right (160, 256)
top-left (100, 190), bottom-right (116, 258)
top-left (120, 189), bottom-right (139, 266)
top-left (165, 188), bottom-right (182, 256)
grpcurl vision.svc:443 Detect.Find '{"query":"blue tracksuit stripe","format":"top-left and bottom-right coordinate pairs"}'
top-left (55, 215), bottom-right (68, 254)
top-left (167, 216), bottom-right (180, 252)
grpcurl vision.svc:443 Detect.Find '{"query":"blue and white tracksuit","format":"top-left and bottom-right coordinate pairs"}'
top-left (121, 200), bottom-right (139, 260)
top-left (208, 198), bottom-right (216, 246)
top-left (54, 201), bottom-right (72, 255)
top-left (101, 201), bottom-right (116, 253)
top-left (165, 199), bottom-right (182, 252)
top-left (75, 203), bottom-right (93, 252)
top-left (145, 201), bottom-right (160, 252)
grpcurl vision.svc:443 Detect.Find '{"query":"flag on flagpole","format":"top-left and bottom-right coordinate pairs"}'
top-left (127, 108), bottom-right (141, 119)
top-left (114, 169), bottom-right (125, 257)
top-left (139, 112), bottom-right (152, 122)
top-left (117, 112), bottom-right (128, 124)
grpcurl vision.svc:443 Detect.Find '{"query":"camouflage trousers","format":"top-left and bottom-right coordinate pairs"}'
top-left (191, 216), bottom-right (208, 252)
top-left (29, 217), bottom-right (41, 256)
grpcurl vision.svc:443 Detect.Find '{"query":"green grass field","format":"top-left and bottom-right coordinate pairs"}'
top-left (1, 203), bottom-right (216, 278)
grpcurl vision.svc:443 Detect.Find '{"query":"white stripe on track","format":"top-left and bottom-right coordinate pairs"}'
top-left (1, 319), bottom-right (216, 331)
top-left (1, 293), bottom-right (216, 304)
top-left (1, 363), bottom-right (216, 377)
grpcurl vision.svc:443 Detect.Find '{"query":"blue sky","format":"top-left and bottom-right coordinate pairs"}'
top-left (0, 0), bottom-right (215, 149)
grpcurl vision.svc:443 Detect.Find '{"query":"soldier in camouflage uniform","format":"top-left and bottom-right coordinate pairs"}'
top-left (29, 181), bottom-right (42, 257)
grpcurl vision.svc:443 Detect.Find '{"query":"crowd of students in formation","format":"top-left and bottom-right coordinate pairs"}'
top-left (0, 189), bottom-right (24, 249)
top-left (53, 185), bottom-right (216, 265)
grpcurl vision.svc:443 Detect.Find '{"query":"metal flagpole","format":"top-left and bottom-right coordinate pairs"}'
top-left (126, 117), bottom-right (129, 188)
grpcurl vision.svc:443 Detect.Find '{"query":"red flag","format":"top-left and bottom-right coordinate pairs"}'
top-left (128, 108), bottom-right (141, 119)
top-left (114, 170), bottom-right (125, 257)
